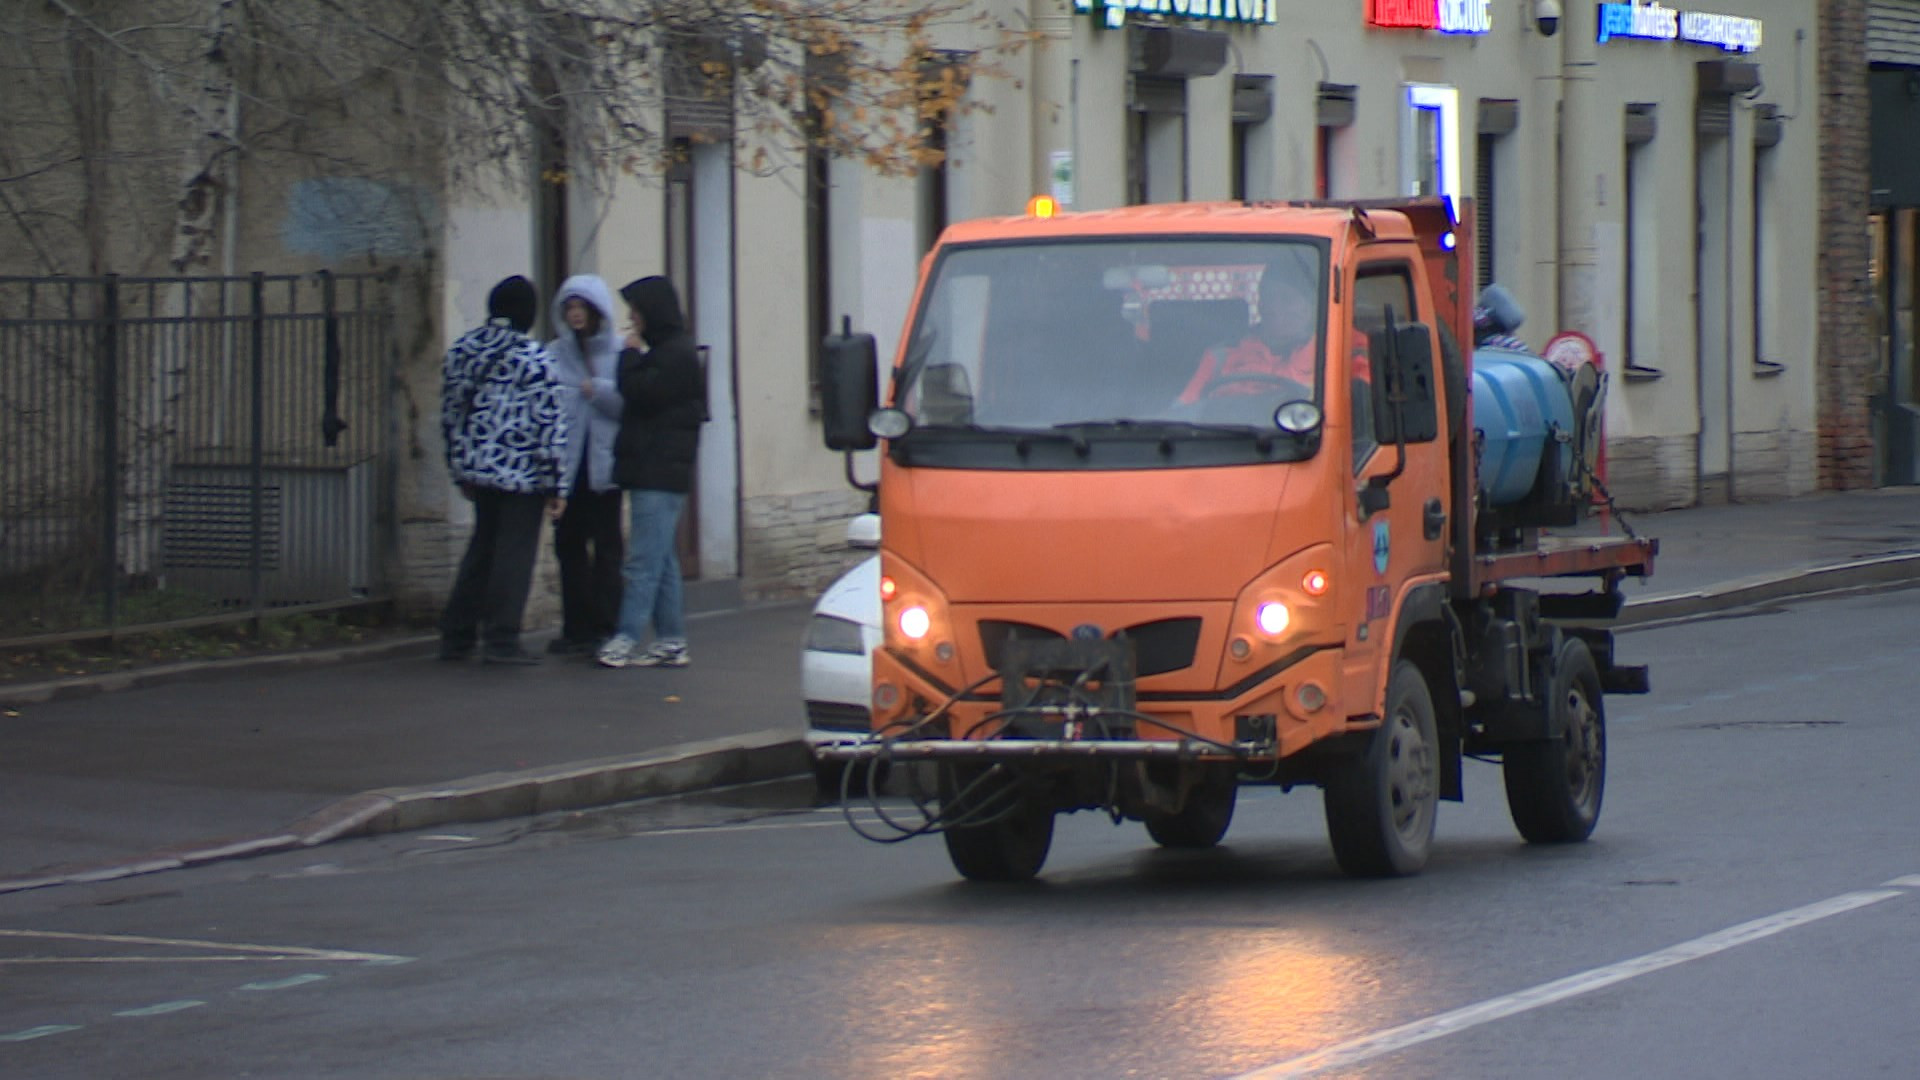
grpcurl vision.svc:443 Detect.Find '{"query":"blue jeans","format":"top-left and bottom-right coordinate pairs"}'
top-left (615, 490), bottom-right (687, 644)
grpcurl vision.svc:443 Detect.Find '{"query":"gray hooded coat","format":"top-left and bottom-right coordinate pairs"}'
top-left (547, 275), bottom-right (625, 493)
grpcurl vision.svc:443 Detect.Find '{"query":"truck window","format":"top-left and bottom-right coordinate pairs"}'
top-left (1350, 264), bottom-right (1417, 469)
top-left (898, 238), bottom-right (1329, 438)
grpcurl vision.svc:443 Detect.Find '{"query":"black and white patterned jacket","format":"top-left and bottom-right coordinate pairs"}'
top-left (441, 319), bottom-right (571, 497)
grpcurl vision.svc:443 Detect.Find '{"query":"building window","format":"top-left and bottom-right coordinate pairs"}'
top-left (805, 119), bottom-right (831, 401)
top-left (1231, 75), bottom-right (1273, 203)
top-left (1315, 84), bottom-right (1356, 199)
top-left (1129, 77), bottom-right (1187, 204)
top-left (1619, 103), bottom-right (1659, 378)
top-left (1752, 113), bottom-right (1782, 375)
top-left (1475, 134), bottom-right (1496, 289)
top-left (1474, 100), bottom-right (1517, 292)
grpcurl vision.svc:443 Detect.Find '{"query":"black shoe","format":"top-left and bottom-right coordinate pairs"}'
top-left (481, 647), bottom-right (541, 666)
top-left (438, 641), bottom-right (476, 662)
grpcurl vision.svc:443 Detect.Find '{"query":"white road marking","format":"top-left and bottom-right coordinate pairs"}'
top-left (1885, 875), bottom-right (1920, 889)
top-left (0, 929), bottom-right (408, 965)
top-left (113, 1000), bottom-right (206, 1017)
top-left (239, 973), bottom-right (328, 992)
top-left (0, 1025), bottom-right (83, 1042)
top-left (1233, 884), bottom-right (1910, 1079)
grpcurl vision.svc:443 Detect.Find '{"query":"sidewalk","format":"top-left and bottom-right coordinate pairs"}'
top-left (4, 488), bottom-right (1919, 893)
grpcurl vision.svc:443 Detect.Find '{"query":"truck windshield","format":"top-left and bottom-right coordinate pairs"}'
top-left (896, 238), bottom-right (1327, 449)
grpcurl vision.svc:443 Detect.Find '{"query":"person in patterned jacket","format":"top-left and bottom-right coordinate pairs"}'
top-left (438, 276), bottom-right (571, 664)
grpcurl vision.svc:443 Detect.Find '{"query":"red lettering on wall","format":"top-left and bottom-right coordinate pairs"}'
top-left (1367, 0), bottom-right (1439, 30)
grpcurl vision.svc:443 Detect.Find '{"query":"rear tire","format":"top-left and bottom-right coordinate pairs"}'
top-left (1324, 660), bottom-right (1439, 877)
top-left (1503, 637), bottom-right (1606, 843)
top-left (1144, 781), bottom-right (1237, 849)
top-left (940, 766), bottom-right (1054, 882)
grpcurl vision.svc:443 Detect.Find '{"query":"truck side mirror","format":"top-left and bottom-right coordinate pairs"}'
top-left (1370, 322), bottom-right (1440, 445)
top-left (820, 323), bottom-right (879, 451)
top-left (1391, 324), bottom-right (1440, 444)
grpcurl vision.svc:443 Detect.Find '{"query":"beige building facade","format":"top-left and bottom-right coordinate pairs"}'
top-left (445, 0), bottom-right (1822, 601)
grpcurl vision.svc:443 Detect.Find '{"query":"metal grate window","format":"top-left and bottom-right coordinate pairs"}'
top-left (1476, 134), bottom-right (1496, 290)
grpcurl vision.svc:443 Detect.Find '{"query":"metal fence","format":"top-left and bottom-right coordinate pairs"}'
top-left (0, 271), bottom-right (397, 646)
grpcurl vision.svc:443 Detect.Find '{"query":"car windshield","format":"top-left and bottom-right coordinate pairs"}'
top-left (896, 238), bottom-right (1327, 433)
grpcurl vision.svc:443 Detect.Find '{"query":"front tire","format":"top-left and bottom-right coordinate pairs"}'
top-left (940, 766), bottom-right (1054, 882)
top-left (1503, 636), bottom-right (1606, 843)
top-left (1144, 780), bottom-right (1237, 849)
top-left (1324, 660), bottom-right (1439, 877)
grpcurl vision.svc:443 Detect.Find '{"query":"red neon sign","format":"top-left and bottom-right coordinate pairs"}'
top-left (1366, 0), bottom-right (1492, 33)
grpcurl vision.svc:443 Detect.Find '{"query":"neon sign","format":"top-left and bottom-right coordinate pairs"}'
top-left (1073, 0), bottom-right (1279, 30)
top-left (1366, 0), bottom-right (1493, 35)
top-left (1597, 3), bottom-right (1762, 53)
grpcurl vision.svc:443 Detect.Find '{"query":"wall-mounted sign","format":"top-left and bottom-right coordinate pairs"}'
top-left (1366, 0), bottom-right (1493, 35)
top-left (1596, 3), bottom-right (1762, 53)
top-left (1074, 0), bottom-right (1279, 31)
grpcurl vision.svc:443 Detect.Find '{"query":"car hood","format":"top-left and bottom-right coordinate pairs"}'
top-left (812, 555), bottom-right (881, 627)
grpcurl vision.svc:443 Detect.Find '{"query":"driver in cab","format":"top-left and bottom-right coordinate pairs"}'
top-left (1176, 268), bottom-right (1364, 405)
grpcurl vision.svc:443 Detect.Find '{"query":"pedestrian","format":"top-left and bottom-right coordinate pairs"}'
top-left (438, 275), bottom-right (570, 665)
top-left (597, 276), bottom-right (707, 669)
top-left (546, 274), bottom-right (627, 656)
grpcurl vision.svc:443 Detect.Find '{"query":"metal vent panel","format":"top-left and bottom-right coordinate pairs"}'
top-left (163, 481), bottom-right (283, 571)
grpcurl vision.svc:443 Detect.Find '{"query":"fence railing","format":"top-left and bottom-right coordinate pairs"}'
top-left (0, 270), bottom-right (398, 647)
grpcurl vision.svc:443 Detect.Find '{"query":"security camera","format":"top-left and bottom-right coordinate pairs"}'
top-left (1535, 0), bottom-right (1561, 37)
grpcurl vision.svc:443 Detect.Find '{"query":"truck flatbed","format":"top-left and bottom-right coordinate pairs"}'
top-left (1472, 533), bottom-right (1658, 588)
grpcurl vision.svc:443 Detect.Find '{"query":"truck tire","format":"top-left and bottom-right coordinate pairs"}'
top-left (1144, 780), bottom-right (1237, 849)
top-left (1324, 660), bottom-right (1439, 877)
top-left (940, 766), bottom-right (1054, 882)
top-left (1502, 636), bottom-right (1606, 843)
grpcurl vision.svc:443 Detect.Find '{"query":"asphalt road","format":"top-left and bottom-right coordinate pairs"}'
top-left (3, 588), bottom-right (1918, 1079)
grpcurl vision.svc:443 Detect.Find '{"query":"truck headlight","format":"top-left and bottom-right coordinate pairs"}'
top-left (1256, 601), bottom-right (1291, 637)
top-left (899, 606), bottom-right (932, 641)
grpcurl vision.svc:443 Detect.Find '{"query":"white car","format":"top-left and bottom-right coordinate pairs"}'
top-left (801, 515), bottom-right (882, 791)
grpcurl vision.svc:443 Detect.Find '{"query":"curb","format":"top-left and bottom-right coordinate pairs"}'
top-left (0, 599), bottom-right (803, 708)
top-left (0, 634), bottom-right (441, 708)
top-left (1614, 551), bottom-right (1920, 627)
top-left (0, 729), bottom-right (809, 897)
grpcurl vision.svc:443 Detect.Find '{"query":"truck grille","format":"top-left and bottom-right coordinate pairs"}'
top-left (979, 616), bottom-right (1201, 677)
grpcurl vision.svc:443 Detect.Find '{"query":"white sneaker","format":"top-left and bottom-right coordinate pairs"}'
top-left (633, 641), bottom-right (689, 668)
top-left (596, 634), bottom-right (641, 668)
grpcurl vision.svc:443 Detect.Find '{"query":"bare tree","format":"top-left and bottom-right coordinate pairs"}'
top-left (1, 0), bottom-right (1029, 276)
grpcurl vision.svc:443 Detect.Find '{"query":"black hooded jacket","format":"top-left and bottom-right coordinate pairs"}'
top-left (612, 276), bottom-right (707, 493)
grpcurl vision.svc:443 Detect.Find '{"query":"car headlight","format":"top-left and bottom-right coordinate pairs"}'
top-left (805, 614), bottom-right (867, 655)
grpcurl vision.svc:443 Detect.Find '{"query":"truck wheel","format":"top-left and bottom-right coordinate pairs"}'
top-left (1324, 660), bottom-right (1439, 877)
top-left (1144, 780), bottom-right (1237, 849)
top-left (1503, 637), bottom-right (1606, 843)
top-left (940, 766), bottom-right (1054, 882)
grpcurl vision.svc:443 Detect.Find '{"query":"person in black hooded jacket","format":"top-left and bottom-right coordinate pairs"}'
top-left (598, 275), bottom-right (708, 668)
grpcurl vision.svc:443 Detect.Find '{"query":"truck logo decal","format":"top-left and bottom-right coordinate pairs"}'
top-left (1374, 520), bottom-right (1391, 575)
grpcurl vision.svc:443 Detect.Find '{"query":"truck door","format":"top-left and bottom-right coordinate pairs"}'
top-left (1339, 256), bottom-right (1452, 717)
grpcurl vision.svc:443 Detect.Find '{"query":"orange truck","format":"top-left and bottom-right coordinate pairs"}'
top-left (815, 196), bottom-right (1654, 882)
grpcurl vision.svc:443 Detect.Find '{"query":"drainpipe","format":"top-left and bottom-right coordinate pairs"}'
top-left (1557, 0), bottom-right (1600, 339)
top-left (1032, 0), bottom-right (1075, 206)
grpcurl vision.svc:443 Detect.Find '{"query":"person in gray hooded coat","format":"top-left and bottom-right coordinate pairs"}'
top-left (546, 274), bottom-right (626, 654)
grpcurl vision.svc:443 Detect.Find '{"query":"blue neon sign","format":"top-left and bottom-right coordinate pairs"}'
top-left (1597, 3), bottom-right (1761, 54)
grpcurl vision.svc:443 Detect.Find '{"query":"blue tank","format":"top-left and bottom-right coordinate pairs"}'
top-left (1472, 349), bottom-right (1575, 507)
